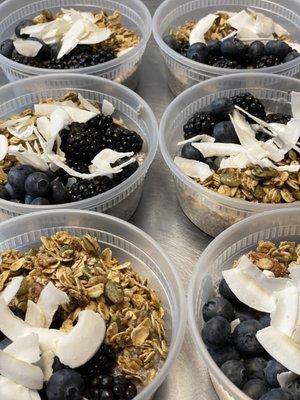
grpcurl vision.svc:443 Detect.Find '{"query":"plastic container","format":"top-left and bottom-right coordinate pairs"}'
top-left (0, 209), bottom-right (186, 400)
top-left (159, 73), bottom-right (300, 237)
top-left (0, 0), bottom-right (152, 89)
top-left (188, 208), bottom-right (300, 400)
top-left (0, 73), bottom-right (158, 221)
top-left (153, 0), bottom-right (300, 95)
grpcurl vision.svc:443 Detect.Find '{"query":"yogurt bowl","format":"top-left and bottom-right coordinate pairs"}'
top-left (0, 73), bottom-right (158, 221)
top-left (0, 0), bottom-right (152, 89)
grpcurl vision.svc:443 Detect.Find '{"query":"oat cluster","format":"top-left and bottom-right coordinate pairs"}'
top-left (0, 231), bottom-right (168, 385)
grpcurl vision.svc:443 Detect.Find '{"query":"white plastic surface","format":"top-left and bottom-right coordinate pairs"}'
top-left (159, 73), bottom-right (300, 237)
top-left (153, 0), bottom-right (300, 95)
top-left (0, 74), bottom-right (158, 221)
top-left (0, 0), bottom-right (152, 89)
top-left (188, 207), bottom-right (300, 400)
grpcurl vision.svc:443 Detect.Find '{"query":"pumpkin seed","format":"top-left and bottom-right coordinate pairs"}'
top-left (251, 166), bottom-right (278, 180)
top-left (105, 280), bottom-right (124, 304)
top-left (81, 235), bottom-right (101, 257)
top-left (253, 185), bottom-right (264, 200)
top-left (220, 171), bottom-right (240, 187)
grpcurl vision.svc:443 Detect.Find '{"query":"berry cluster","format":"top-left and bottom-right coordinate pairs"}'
top-left (164, 35), bottom-right (299, 69)
top-left (180, 93), bottom-right (291, 163)
top-left (201, 279), bottom-right (299, 400)
top-left (0, 19), bottom-right (116, 69)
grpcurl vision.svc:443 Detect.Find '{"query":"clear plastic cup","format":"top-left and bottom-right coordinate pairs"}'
top-left (188, 208), bottom-right (300, 400)
top-left (0, 209), bottom-right (186, 400)
top-left (0, 0), bottom-right (152, 89)
top-left (159, 73), bottom-right (300, 237)
top-left (0, 73), bottom-right (158, 221)
top-left (153, 0), bottom-right (300, 95)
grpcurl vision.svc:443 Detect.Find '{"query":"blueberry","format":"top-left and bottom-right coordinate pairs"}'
top-left (243, 379), bottom-right (268, 400)
top-left (0, 185), bottom-right (10, 200)
top-left (265, 40), bottom-right (291, 59)
top-left (221, 360), bottom-right (247, 389)
top-left (181, 142), bottom-right (205, 162)
top-left (211, 98), bottom-right (234, 119)
top-left (208, 344), bottom-right (240, 366)
top-left (220, 37), bottom-right (246, 60)
top-left (15, 19), bottom-right (33, 38)
top-left (46, 369), bottom-right (85, 400)
top-left (219, 279), bottom-right (240, 304)
top-left (163, 35), bottom-right (181, 52)
top-left (126, 383), bottom-right (137, 399)
top-left (113, 383), bottom-right (126, 397)
top-left (248, 41), bottom-right (265, 62)
top-left (8, 165), bottom-right (35, 191)
top-left (25, 172), bottom-right (51, 196)
top-left (202, 297), bottom-right (235, 322)
top-left (207, 40), bottom-right (221, 56)
top-left (51, 181), bottom-right (68, 204)
top-left (235, 309), bottom-right (255, 322)
top-left (50, 43), bottom-right (61, 58)
top-left (245, 357), bottom-right (268, 380)
top-left (202, 316), bottom-right (231, 346)
top-left (5, 182), bottom-right (25, 200)
top-left (0, 39), bottom-right (14, 58)
top-left (27, 37), bottom-right (51, 60)
top-left (284, 51), bottom-right (300, 63)
top-left (186, 42), bottom-right (209, 63)
top-left (30, 197), bottom-right (50, 205)
top-left (52, 356), bottom-right (65, 373)
top-left (25, 194), bottom-right (35, 204)
top-left (0, 338), bottom-right (12, 350)
top-left (286, 378), bottom-right (300, 400)
top-left (213, 121), bottom-right (239, 144)
top-left (260, 388), bottom-right (294, 400)
top-left (100, 389), bottom-right (114, 400)
top-left (113, 376), bottom-right (128, 386)
top-left (264, 360), bottom-right (288, 387)
top-left (99, 375), bottom-right (114, 388)
top-left (233, 319), bottom-right (265, 358)
top-left (259, 313), bottom-right (271, 328)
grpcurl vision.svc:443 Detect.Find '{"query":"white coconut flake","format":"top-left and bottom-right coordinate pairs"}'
top-left (13, 39), bottom-right (42, 57)
top-left (79, 28), bottom-right (111, 45)
top-left (0, 375), bottom-right (41, 400)
top-left (0, 135), bottom-right (8, 161)
top-left (177, 134), bottom-right (215, 146)
top-left (0, 115), bottom-right (31, 129)
top-left (192, 142), bottom-right (243, 158)
top-left (36, 117), bottom-right (51, 141)
top-left (102, 99), bottom-right (115, 116)
top-left (253, 12), bottom-right (275, 37)
top-left (189, 14), bottom-right (218, 45)
top-left (78, 94), bottom-right (100, 114)
top-left (4, 334), bottom-right (40, 364)
top-left (220, 153), bottom-right (250, 169)
top-left (228, 10), bottom-right (254, 32)
top-left (37, 282), bottom-right (69, 328)
top-left (278, 371), bottom-right (298, 388)
top-left (25, 301), bottom-right (45, 328)
top-left (8, 148), bottom-right (49, 171)
top-left (174, 156), bottom-right (213, 181)
top-left (1, 276), bottom-right (23, 304)
top-left (57, 19), bottom-right (85, 59)
top-left (230, 318), bottom-right (240, 333)
top-left (271, 286), bottom-right (299, 337)
top-left (35, 351), bottom-right (55, 382)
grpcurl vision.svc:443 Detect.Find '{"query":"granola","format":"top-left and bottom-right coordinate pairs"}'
top-left (0, 231), bottom-right (168, 385)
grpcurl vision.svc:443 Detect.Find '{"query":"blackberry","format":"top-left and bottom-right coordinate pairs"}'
top-left (60, 122), bottom-right (102, 162)
top-left (79, 344), bottom-right (117, 379)
top-left (87, 114), bottom-right (113, 130)
top-left (183, 111), bottom-right (217, 139)
top-left (68, 176), bottom-right (114, 202)
top-left (212, 58), bottom-right (242, 69)
top-left (232, 92), bottom-right (266, 121)
top-left (102, 127), bottom-right (143, 153)
top-left (87, 374), bottom-right (137, 400)
top-left (265, 113), bottom-right (292, 124)
top-left (66, 159), bottom-right (90, 174)
top-left (112, 160), bottom-right (139, 184)
top-left (180, 41), bottom-right (190, 57)
top-left (255, 54), bottom-right (281, 68)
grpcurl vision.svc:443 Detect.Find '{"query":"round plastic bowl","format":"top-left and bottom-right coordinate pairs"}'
top-left (159, 73), bottom-right (300, 237)
top-left (153, 0), bottom-right (300, 95)
top-left (0, 73), bottom-right (158, 221)
top-left (0, 209), bottom-right (186, 400)
top-left (188, 208), bottom-right (300, 400)
top-left (0, 0), bottom-right (152, 89)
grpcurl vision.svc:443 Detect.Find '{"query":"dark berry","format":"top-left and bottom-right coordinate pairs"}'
top-left (183, 111), bottom-right (217, 138)
top-left (255, 130), bottom-right (270, 143)
top-left (179, 41), bottom-right (190, 57)
top-left (258, 313), bottom-right (271, 328)
top-left (248, 41), bottom-right (265, 62)
top-left (126, 383), bottom-right (137, 399)
top-left (68, 176), bottom-right (113, 202)
top-left (25, 194), bottom-right (35, 204)
top-left (208, 344), bottom-right (240, 366)
top-left (99, 375), bottom-right (114, 388)
top-left (0, 39), bottom-right (14, 58)
top-left (100, 389), bottom-right (114, 400)
top-left (221, 360), bottom-right (247, 389)
top-left (213, 121), bottom-right (239, 144)
top-left (232, 93), bottom-right (266, 120)
top-left (163, 35), bottom-right (181, 52)
top-left (113, 383), bottom-right (126, 397)
top-left (256, 54), bottom-right (281, 68)
top-left (213, 58), bottom-right (242, 69)
top-left (30, 38), bottom-right (51, 60)
top-left (235, 309), bottom-right (255, 322)
top-left (186, 42), bottom-right (209, 63)
top-left (5, 182), bottom-right (24, 200)
top-left (202, 316), bottom-right (231, 347)
top-left (264, 360), bottom-right (288, 387)
top-left (219, 279), bottom-right (240, 305)
top-left (0, 185), bottom-right (10, 200)
top-left (210, 98), bottom-right (234, 119)
top-left (79, 344), bottom-right (116, 377)
top-left (46, 369), bottom-right (85, 400)
top-left (30, 197), bottom-right (50, 205)
top-left (243, 379), bottom-right (268, 400)
top-left (25, 172), bottom-right (51, 197)
top-left (265, 40), bottom-right (291, 59)
top-left (244, 357), bottom-right (267, 380)
top-left (181, 142), bottom-right (204, 162)
top-left (52, 356), bottom-right (65, 373)
top-left (202, 297), bottom-right (235, 322)
top-left (102, 127), bottom-right (143, 153)
top-left (265, 113), bottom-right (291, 125)
top-left (220, 37), bottom-right (246, 60)
top-left (286, 378), bottom-right (300, 400)
top-left (50, 43), bottom-right (61, 58)
top-left (113, 376), bottom-right (128, 386)
top-left (233, 319), bottom-right (265, 358)
top-left (0, 338), bottom-right (12, 350)
top-left (15, 19), bottom-right (33, 38)
top-left (260, 388), bottom-right (294, 400)
top-left (51, 181), bottom-right (68, 204)
top-left (284, 51), bottom-right (300, 62)
top-left (207, 40), bottom-right (221, 56)
top-left (8, 164), bottom-right (35, 191)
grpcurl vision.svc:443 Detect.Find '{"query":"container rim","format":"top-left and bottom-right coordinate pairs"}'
top-left (0, 0), bottom-right (152, 74)
top-left (0, 73), bottom-right (158, 212)
top-left (159, 72), bottom-right (300, 212)
top-left (153, 0), bottom-right (300, 75)
top-left (0, 208), bottom-right (187, 400)
top-left (187, 207), bottom-right (300, 400)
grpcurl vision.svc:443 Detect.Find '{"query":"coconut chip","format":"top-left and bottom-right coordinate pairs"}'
top-left (174, 156), bottom-right (213, 181)
top-left (13, 39), bottom-right (43, 58)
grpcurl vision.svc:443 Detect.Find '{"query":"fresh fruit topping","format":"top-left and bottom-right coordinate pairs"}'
top-left (244, 357), bottom-right (267, 380)
top-left (233, 319), bottom-right (265, 358)
top-left (46, 369), bottom-right (85, 400)
top-left (212, 121), bottom-right (239, 144)
top-left (232, 93), bottom-right (266, 121)
top-left (264, 360), bottom-right (288, 387)
top-left (202, 316), bottom-right (231, 346)
top-left (30, 197), bottom-right (50, 205)
top-left (67, 176), bottom-right (114, 202)
top-left (0, 39), bottom-right (14, 58)
top-left (219, 279), bottom-right (240, 305)
top-left (202, 296), bottom-right (235, 322)
top-left (0, 185), bottom-right (10, 200)
top-left (221, 359), bottom-right (247, 389)
top-left (8, 165), bottom-right (35, 191)
top-left (25, 172), bottom-right (51, 197)
top-left (79, 344), bottom-right (117, 378)
top-left (210, 98), bottom-right (234, 119)
top-left (186, 42), bottom-right (209, 63)
top-left (259, 388), bottom-right (294, 400)
top-left (163, 35), bottom-right (181, 52)
top-left (243, 378), bottom-right (268, 400)
top-left (15, 20), bottom-right (33, 39)
top-left (208, 344), bottom-right (240, 366)
top-left (181, 143), bottom-right (205, 162)
top-left (220, 37), bottom-right (246, 61)
top-left (265, 113), bottom-right (292, 124)
top-left (247, 41), bottom-right (265, 63)
top-left (183, 112), bottom-right (217, 139)
top-left (265, 40), bottom-right (291, 59)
